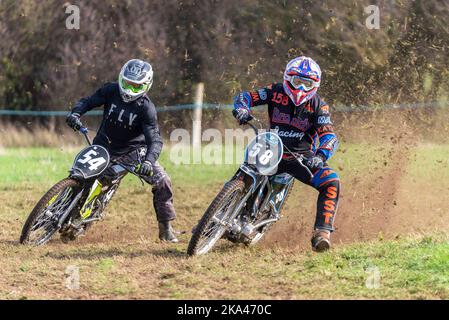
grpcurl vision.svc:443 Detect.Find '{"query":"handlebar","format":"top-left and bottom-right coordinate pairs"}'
top-left (246, 116), bottom-right (264, 135)
top-left (247, 121), bottom-right (258, 135)
top-left (79, 126), bottom-right (92, 146)
top-left (79, 127), bottom-right (88, 134)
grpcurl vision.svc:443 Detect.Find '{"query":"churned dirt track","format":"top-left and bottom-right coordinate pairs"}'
top-left (261, 142), bottom-right (410, 250)
top-left (2, 108), bottom-right (448, 253)
top-left (41, 107), bottom-right (449, 250)
top-left (262, 108), bottom-right (449, 250)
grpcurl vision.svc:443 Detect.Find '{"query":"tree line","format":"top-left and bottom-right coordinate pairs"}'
top-left (0, 0), bottom-right (448, 125)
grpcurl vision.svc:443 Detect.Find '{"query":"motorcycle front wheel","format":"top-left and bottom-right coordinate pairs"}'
top-left (187, 179), bottom-right (245, 256)
top-left (20, 178), bottom-right (82, 246)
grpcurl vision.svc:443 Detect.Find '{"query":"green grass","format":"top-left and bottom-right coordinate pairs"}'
top-left (407, 143), bottom-right (449, 182)
top-left (0, 142), bottom-right (392, 187)
top-left (290, 235), bottom-right (449, 299)
top-left (0, 147), bottom-right (240, 188)
top-left (0, 234), bottom-right (447, 299)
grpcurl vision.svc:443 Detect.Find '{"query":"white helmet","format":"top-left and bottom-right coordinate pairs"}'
top-left (283, 56), bottom-right (321, 106)
top-left (118, 59), bottom-right (153, 103)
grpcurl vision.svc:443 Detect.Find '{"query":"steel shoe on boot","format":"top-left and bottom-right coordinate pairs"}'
top-left (158, 221), bottom-right (179, 243)
top-left (311, 229), bottom-right (331, 252)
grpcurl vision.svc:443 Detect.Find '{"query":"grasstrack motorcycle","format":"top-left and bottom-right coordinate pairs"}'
top-left (20, 127), bottom-right (141, 246)
top-left (187, 118), bottom-right (314, 256)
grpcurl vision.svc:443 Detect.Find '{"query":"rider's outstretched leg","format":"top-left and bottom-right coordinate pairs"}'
top-left (309, 167), bottom-right (340, 252)
top-left (277, 159), bottom-right (341, 252)
top-left (145, 162), bottom-right (178, 243)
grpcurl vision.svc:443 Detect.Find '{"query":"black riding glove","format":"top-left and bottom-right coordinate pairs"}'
top-left (304, 153), bottom-right (326, 172)
top-left (136, 160), bottom-right (153, 176)
top-left (66, 113), bottom-right (83, 131)
top-left (232, 108), bottom-right (253, 125)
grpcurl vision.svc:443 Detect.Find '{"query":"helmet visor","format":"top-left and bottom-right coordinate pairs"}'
top-left (121, 78), bottom-right (149, 93)
top-left (290, 75), bottom-right (316, 91)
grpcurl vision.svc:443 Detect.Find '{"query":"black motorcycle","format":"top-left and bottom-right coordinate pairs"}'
top-left (20, 127), bottom-right (140, 245)
top-left (187, 118), bottom-right (313, 255)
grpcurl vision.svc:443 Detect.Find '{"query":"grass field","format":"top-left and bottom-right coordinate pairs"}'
top-left (0, 143), bottom-right (448, 299)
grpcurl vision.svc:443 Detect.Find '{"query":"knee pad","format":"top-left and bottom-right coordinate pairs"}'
top-left (311, 167), bottom-right (340, 190)
top-left (150, 174), bottom-right (171, 190)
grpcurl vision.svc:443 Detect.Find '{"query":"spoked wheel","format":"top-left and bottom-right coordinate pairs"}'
top-left (20, 178), bottom-right (82, 246)
top-left (187, 179), bottom-right (245, 256)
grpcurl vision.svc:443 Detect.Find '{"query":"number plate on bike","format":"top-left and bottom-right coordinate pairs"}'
top-left (244, 131), bottom-right (283, 175)
top-left (72, 145), bottom-right (110, 178)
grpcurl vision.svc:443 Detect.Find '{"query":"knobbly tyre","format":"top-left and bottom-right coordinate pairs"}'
top-left (187, 117), bottom-right (314, 256)
top-left (20, 127), bottom-right (143, 245)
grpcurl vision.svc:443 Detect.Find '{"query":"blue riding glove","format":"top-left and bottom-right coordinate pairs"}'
top-left (232, 108), bottom-right (253, 125)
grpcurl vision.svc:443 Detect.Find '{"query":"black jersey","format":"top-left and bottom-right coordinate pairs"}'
top-left (71, 82), bottom-right (163, 163)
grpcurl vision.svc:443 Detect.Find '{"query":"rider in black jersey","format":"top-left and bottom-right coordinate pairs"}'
top-left (66, 59), bottom-right (178, 243)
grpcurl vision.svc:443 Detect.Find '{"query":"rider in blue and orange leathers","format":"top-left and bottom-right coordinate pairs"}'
top-left (232, 56), bottom-right (340, 252)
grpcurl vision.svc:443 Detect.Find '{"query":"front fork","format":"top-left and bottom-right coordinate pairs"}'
top-left (72, 163), bottom-right (128, 223)
top-left (239, 170), bottom-right (293, 219)
top-left (57, 179), bottom-right (102, 229)
top-left (79, 179), bottom-right (103, 220)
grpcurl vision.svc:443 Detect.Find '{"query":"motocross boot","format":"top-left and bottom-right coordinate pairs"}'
top-left (158, 220), bottom-right (179, 243)
top-left (311, 229), bottom-right (331, 252)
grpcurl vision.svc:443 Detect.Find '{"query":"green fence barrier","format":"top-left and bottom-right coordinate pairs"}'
top-left (0, 101), bottom-right (447, 116)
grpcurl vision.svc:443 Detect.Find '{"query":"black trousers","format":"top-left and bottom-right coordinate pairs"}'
top-left (276, 157), bottom-right (340, 232)
top-left (102, 147), bottom-right (176, 222)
